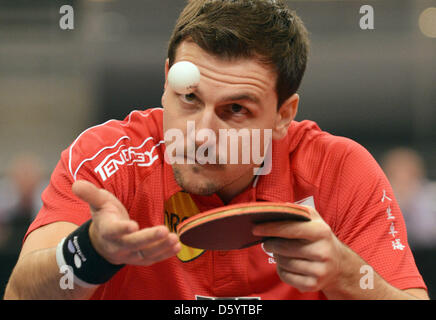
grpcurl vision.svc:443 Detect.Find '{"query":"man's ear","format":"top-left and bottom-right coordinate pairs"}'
top-left (164, 58), bottom-right (170, 90)
top-left (162, 59), bottom-right (171, 107)
top-left (272, 93), bottom-right (299, 140)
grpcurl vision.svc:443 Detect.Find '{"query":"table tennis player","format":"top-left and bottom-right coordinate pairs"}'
top-left (4, 0), bottom-right (428, 299)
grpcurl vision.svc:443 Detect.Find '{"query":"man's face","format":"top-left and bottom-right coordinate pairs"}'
top-left (162, 41), bottom-right (297, 201)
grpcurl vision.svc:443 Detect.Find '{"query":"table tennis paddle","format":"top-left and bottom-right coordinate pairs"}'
top-left (176, 202), bottom-right (311, 250)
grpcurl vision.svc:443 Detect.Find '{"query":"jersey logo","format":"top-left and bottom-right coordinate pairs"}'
top-left (164, 192), bottom-right (205, 262)
top-left (94, 138), bottom-right (164, 182)
top-left (69, 108), bottom-right (163, 181)
top-left (261, 243), bottom-right (276, 264)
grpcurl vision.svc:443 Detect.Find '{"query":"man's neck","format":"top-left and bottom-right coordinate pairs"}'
top-left (216, 169), bottom-right (257, 204)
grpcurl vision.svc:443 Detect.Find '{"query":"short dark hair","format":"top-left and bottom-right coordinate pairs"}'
top-left (167, 0), bottom-right (310, 108)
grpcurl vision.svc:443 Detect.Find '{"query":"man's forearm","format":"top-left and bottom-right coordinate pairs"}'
top-left (323, 244), bottom-right (427, 300)
top-left (4, 247), bottom-right (97, 300)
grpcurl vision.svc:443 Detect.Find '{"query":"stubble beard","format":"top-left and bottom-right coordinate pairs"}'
top-left (172, 165), bottom-right (220, 196)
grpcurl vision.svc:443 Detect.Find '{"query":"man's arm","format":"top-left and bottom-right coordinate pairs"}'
top-left (252, 206), bottom-right (429, 300)
top-left (4, 222), bottom-right (96, 300)
top-left (322, 241), bottom-right (429, 300)
top-left (4, 180), bottom-right (181, 300)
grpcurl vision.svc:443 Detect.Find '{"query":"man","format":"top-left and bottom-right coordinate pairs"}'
top-left (4, 0), bottom-right (428, 299)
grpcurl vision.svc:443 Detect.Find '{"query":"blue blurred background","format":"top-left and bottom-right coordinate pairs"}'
top-left (0, 0), bottom-right (435, 299)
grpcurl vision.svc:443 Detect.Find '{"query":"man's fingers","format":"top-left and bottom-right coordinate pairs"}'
top-left (100, 219), bottom-right (139, 239)
top-left (130, 234), bottom-right (181, 265)
top-left (300, 205), bottom-right (320, 219)
top-left (276, 266), bottom-right (319, 293)
top-left (131, 245), bottom-right (180, 266)
top-left (72, 180), bottom-right (129, 219)
top-left (253, 219), bottom-right (329, 241)
top-left (141, 232), bottom-right (180, 258)
top-left (124, 230), bottom-right (181, 266)
top-left (143, 241), bottom-right (181, 264)
top-left (72, 180), bottom-right (109, 212)
top-left (252, 220), bottom-right (313, 240)
top-left (252, 205), bottom-right (327, 241)
top-left (274, 255), bottom-right (325, 278)
top-left (72, 180), bottom-right (177, 267)
top-left (120, 225), bottom-right (172, 250)
top-left (263, 238), bottom-right (312, 259)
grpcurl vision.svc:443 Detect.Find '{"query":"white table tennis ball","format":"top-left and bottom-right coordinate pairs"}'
top-left (168, 61), bottom-right (200, 94)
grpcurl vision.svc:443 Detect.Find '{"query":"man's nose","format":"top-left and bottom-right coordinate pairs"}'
top-left (191, 106), bottom-right (219, 145)
top-left (196, 106), bottom-right (218, 132)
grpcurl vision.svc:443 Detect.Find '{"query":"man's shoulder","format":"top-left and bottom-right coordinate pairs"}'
top-left (65, 108), bottom-right (165, 182)
top-left (290, 120), bottom-right (361, 160)
top-left (289, 120), bottom-right (371, 185)
top-left (70, 108), bottom-right (164, 150)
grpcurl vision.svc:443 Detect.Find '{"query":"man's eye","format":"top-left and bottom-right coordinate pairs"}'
top-left (229, 104), bottom-right (248, 114)
top-left (180, 93), bottom-right (197, 104)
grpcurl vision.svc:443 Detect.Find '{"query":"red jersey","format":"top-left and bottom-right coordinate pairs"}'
top-left (25, 107), bottom-right (427, 299)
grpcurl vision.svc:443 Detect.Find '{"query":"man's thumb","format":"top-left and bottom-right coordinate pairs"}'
top-left (72, 180), bottom-right (107, 213)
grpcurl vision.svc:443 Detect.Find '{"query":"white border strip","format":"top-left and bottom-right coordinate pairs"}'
top-left (68, 108), bottom-right (163, 180)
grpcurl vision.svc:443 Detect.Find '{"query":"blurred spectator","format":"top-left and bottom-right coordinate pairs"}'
top-left (381, 147), bottom-right (436, 249)
top-left (0, 154), bottom-right (46, 255)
